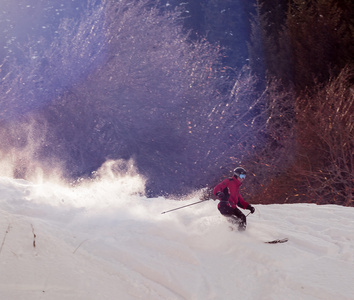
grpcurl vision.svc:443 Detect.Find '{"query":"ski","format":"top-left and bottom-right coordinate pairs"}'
top-left (265, 238), bottom-right (288, 244)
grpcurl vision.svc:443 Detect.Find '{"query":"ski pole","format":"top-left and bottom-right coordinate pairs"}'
top-left (161, 200), bottom-right (207, 214)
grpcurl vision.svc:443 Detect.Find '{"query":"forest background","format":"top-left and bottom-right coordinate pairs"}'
top-left (0, 0), bottom-right (353, 206)
top-left (175, 0), bottom-right (354, 206)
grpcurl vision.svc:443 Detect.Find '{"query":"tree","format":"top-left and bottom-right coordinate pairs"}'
top-left (0, 0), bottom-right (234, 196)
top-left (247, 1), bottom-right (267, 82)
top-left (287, 0), bottom-right (354, 90)
top-left (247, 0), bottom-right (295, 86)
top-left (201, 0), bottom-right (254, 70)
top-left (295, 66), bottom-right (354, 205)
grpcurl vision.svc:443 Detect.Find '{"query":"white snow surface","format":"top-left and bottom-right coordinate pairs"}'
top-left (0, 175), bottom-right (353, 300)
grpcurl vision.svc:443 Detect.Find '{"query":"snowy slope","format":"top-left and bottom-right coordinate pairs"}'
top-left (0, 176), bottom-right (353, 300)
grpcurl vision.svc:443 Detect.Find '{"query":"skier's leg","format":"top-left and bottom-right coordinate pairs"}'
top-left (227, 215), bottom-right (241, 226)
top-left (218, 202), bottom-right (237, 227)
top-left (218, 203), bottom-right (245, 230)
top-left (218, 201), bottom-right (234, 215)
top-left (232, 208), bottom-right (247, 231)
top-left (226, 215), bottom-right (246, 231)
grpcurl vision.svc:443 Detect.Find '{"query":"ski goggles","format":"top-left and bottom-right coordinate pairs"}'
top-left (239, 174), bottom-right (246, 179)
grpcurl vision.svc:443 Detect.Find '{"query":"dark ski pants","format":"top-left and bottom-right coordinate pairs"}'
top-left (218, 202), bottom-right (247, 231)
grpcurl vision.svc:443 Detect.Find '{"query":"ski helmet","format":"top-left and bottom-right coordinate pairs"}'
top-left (234, 167), bottom-right (246, 177)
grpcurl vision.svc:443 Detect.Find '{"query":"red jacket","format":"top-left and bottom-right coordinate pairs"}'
top-left (213, 177), bottom-right (249, 209)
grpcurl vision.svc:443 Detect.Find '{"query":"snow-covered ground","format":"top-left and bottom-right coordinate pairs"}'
top-left (0, 174), bottom-right (353, 300)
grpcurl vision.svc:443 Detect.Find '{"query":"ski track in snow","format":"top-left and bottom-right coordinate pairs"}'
top-left (0, 177), bottom-right (354, 300)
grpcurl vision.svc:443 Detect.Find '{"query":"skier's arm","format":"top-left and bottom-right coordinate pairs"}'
top-left (237, 194), bottom-right (250, 209)
top-left (237, 195), bottom-right (255, 213)
top-left (213, 180), bottom-right (225, 195)
top-left (213, 180), bottom-right (228, 200)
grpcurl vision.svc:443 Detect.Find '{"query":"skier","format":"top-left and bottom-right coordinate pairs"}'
top-left (213, 167), bottom-right (255, 231)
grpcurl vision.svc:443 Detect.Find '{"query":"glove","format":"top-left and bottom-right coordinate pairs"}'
top-left (216, 192), bottom-right (226, 201)
top-left (247, 205), bottom-right (255, 214)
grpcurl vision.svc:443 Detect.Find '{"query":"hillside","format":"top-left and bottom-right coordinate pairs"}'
top-left (0, 177), bottom-right (353, 300)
